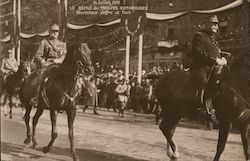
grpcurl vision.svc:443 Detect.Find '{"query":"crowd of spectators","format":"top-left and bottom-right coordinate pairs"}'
top-left (78, 62), bottom-right (187, 116)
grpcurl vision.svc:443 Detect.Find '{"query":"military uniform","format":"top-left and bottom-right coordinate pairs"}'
top-left (1, 50), bottom-right (18, 91)
top-left (35, 38), bottom-right (66, 66)
top-left (190, 31), bottom-right (221, 87)
top-left (190, 15), bottom-right (228, 120)
top-left (30, 24), bottom-right (67, 106)
top-left (1, 56), bottom-right (18, 76)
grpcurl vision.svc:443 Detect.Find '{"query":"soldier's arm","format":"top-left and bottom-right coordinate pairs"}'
top-left (12, 59), bottom-right (18, 72)
top-left (192, 33), bottom-right (216, 64)
top-left (1, 59), bottom-right (6, 73)
top-left (35, 40), bottom-right (46, 64)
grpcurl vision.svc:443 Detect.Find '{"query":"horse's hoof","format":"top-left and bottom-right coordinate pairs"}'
top-left (167, 149), bottom-right (173, 158)
top-left (24, 138), bottom-right (31, 144)
top-left (9, 115), bottom-right (12, 119)
top-left (43, 146), bottom-right (51, 153)
top-left (170, 158), bottom-right (178, 161)
top-left (32, 142), bottom-right (38, 149)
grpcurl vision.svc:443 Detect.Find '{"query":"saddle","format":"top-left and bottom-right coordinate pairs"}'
top-left (196, 65), bottom-right (229, 122)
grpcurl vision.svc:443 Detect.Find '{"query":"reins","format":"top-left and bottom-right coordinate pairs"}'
top-left (53, 61), bottom-right (84, 103)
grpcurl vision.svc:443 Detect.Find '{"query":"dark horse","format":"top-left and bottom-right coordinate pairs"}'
top-left (20, 42), bottom-right (94, 161)
top-left (155, 64), bottom-right (249, 161)
top-left (1, 61), bottom-right (29, 119)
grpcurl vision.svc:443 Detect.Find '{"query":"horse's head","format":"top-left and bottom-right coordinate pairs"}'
top-left (71, 43), bottom-right (94, 76)
top-left (213, 66), bottom-right (250, 122)
top-left (17, 60), bottom-right (29, 77)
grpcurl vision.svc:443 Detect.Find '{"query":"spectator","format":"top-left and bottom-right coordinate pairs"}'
top-left (82, 77), bottom-right (99, 115)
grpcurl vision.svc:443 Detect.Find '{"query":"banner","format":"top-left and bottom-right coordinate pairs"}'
top-left (20, 31), bottom-right (49, 38)
top-left (67, 18), bottom-right (121, 29)
top-left (0, 35), bottom-right (11, 42)
top-left (146, 11), bottom-right (188, 20)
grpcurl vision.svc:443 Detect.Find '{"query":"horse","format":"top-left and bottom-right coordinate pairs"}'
top-left (155, 63), bottom-right (249, 161)
top-left (20, 42), bottom-right (94, 161)
top-left (1, 61), bottom-right (29, 119)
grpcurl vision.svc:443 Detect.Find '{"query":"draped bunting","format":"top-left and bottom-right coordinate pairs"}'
top-left (66, 0), bottom-right (243, 30)
top-left (0, 35), bottom-right (11, 42)
top-left (20, 31), bottom-right (49, 38)
top-left (1, 0), bottom-right (244, 39)
top-left (146, 11), bottom-right (188, 20)
top-left (192, 0), bottom-right (243, 14)
top-left (0, 0), bottom-right (10, 6)
top-left (0, 31), bottom-right (49, 42)
top-left (67, 18), bottom-right (121, 30)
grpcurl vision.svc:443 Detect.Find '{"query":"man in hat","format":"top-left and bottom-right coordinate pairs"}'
top-left (190, 15), bottom-right (230, 121)
top-left (30, 23), bottom-right (67, 106)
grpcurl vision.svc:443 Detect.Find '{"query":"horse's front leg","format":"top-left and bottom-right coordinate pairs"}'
top-left (213, 121), bottom-right (231, 161)
top-left (32, 107), bottom-right (44, 149)
top-left (8, 94), bottom-right (13, 119)
top-left (2, 93), bottom-right (8, 116)
top-left (43, 109), bottom-right (58, 153)
top-left (67, 107), bottom-right (78, 161)
top-left (159, 117), bottom-right (180, 161)
top-left (239, 123), bottom-right (250, 161)
top-left (23, 103), bottom-right (32, 144)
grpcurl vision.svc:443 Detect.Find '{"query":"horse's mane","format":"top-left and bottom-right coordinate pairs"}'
top-left (61, 43), bottom-right (78, 66)
top-left (226, 65), bottom-right (249, 104)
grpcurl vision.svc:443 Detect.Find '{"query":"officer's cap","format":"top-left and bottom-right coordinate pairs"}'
top-left (208, 15), bottom-right (219, 23)
top-left (51, 24), bottom-right (59, 31)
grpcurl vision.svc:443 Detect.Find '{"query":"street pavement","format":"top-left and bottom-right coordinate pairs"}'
top-left (1, 105), bottom-right (246, 161)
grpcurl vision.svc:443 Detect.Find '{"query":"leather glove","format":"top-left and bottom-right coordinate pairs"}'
top-left (216, 58), bottom-right (223, 65)
top-left (41, 59), bottom-right (46, 67)
top-left (221, 57), bottom-right (227, 65)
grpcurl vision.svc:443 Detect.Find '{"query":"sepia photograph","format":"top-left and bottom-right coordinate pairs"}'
top-left (0, 0), bottom-right (249, 161)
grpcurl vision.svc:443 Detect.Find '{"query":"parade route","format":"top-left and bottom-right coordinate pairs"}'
top-left (1, 106), bottom-right (246, 161)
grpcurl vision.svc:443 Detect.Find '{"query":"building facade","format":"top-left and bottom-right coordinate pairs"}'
top-left (101, 0), bottom-right (249, 73)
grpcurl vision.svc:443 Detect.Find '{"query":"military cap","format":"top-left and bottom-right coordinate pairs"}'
top-left (51, 24), bottom-right (59, 31)
top-left (208, 15), bottom-right (219, 23)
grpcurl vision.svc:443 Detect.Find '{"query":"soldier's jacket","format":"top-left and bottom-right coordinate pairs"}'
top-left (1, 57), bottom-right (18, 75)
top-left (115, 84), bottom-right (127, 95)
top-left (35, 38), bottom-right (67, 65)
top-left (191, 31), bottom-right (221, 69)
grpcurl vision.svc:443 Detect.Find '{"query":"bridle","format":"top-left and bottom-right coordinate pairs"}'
top-left (52, 44), bottom-right (93, 104)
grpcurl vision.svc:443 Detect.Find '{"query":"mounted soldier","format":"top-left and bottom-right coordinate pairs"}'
top-left (1, 48), bottom-right (19, 92)
top-left (30, 23), bottom-right (67, 106)
top-left (190, 15), bottom-right (231, 121)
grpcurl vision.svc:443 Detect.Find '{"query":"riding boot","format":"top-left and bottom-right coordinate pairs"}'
top-left (196, 89), bottom-right (209, 115)
top-left (197, 89), bottom-right (217, 123)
